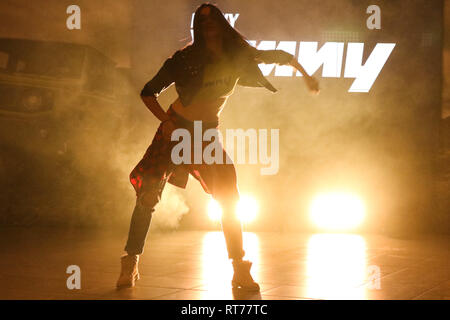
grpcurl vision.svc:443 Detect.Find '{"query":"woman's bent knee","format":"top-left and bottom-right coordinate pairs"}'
top-left (137, 190), bottom-right (160, 209)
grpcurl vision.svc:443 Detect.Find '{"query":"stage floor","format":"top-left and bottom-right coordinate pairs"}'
top-left (0, 226), bottom-right (448, 300)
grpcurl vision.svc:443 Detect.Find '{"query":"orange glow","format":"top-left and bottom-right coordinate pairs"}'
top-left (207, 195), bottom-right (259, 223)
top-left (236, 195), bottom-right (259, 223)
top-left (306, 233), bottom-right (367, 299)
top-left (309, 191), bottom-right (366, 231)
top-left (201, 232), bottom-right (260, 292)
top-left (207, 198), bottom-right (223, 221)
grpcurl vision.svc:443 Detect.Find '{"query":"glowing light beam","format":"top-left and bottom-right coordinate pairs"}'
top-left (309, 191), bottom-right (365, 231)
top-left (207, 195), bottom-right (259, 223)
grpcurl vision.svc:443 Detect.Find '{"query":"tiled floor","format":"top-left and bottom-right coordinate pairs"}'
top-left (0, 226), bottom-right (448, 300)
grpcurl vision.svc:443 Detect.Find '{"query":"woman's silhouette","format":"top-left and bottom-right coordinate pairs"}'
top-left (117, 3), bottom-right (319, 291)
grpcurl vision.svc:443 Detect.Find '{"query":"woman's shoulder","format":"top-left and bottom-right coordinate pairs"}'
top-left (166, 44), bottom-right (204, 81)
top-left (169, 44), bottom-right (205, 74)
top-left (171, 44), bottom-right (255, 63)
top-left (171, 44), bottom-right (197, 61)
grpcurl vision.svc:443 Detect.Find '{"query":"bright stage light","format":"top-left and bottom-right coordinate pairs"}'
top-left (309, 192), bottom-right (365, 231)
top-left (236, 195), bottom-right (259, 223)
top-left (207, 199), bottom-right (222, 221)
top-left (207, 195), bottom-right (259, 223)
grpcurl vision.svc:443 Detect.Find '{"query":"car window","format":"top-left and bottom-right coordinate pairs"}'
top-left (0, 42), bottom-right (85, 78)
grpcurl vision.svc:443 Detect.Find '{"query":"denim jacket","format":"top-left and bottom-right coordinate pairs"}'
top-left (141, 44), bottom-right (294, 106)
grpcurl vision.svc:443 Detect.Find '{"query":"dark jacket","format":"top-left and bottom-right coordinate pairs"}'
top-left (141, 44), bottom-right (294, 106)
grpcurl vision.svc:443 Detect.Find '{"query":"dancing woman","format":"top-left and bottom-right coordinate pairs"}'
top-left (117, 3), bottom-right (319, 291)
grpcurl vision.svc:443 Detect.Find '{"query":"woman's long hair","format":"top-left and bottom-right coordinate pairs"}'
top-left (189, 3), bottom-right (253, 61)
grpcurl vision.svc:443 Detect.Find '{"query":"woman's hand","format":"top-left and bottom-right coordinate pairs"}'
top-left (161, 119), bottom-right (177, 141)
top-left (304, 75), bottom-right (320, 95)
top-left (288, 58), bottom-right (320, 95)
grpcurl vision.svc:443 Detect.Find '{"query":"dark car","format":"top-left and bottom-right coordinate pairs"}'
top-left (0, 38), bottom-right (130, 225)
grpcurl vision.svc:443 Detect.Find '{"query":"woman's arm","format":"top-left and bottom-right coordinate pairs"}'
top-left (140, 95), bottom-right (176, 140)
top-left (289, 57), bottom-right (308, 77)
top-left (289, 57), bottom-right (320, 94)
top-left (253, 48), bottom-right (294, 66)
top-left (140, 95), bottom-right (171, 122)
top-left (140, 54), bottom-right (177, 121)
top-left (140, 55), bottom-right (178, 138)
top-left (252, 48), bottom-right (319, 94)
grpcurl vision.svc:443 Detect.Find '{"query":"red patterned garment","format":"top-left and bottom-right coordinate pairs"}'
top-left (129, 106), bottom-right (238, 200)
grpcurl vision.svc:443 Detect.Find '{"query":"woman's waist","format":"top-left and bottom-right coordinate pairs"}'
top-left (168, 103), bottom-right (219, 130)
top-left (169, 98), bottom-right (222, 128)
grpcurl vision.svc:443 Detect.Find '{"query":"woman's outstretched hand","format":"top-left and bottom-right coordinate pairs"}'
top-left (304, 75), bottom-right (320, 95)
top-left (288, 57), bottom-right (320, 95)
